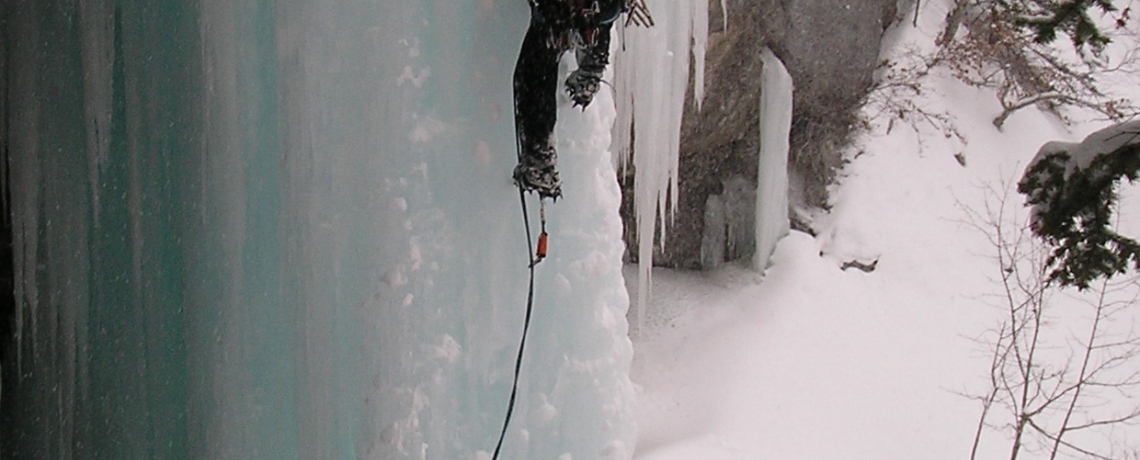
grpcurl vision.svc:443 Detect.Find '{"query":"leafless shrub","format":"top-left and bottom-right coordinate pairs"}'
top-left (865, 1), bottom-right (1139, 147)
top-left (961, 180), bottom-right (1140, 460)
top-left (939, 0), bottom-right (1136, 129)
top-left (863, 47), bottom-right (964, 148)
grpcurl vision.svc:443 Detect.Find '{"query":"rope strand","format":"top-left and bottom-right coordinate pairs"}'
top-left (491, 188), bottom-right (539, 460)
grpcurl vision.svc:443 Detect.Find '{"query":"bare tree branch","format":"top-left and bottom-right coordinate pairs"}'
top-left (963, 178), bottom-right (1140, 460)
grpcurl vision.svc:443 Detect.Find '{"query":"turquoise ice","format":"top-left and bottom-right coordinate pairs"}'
top-left (3, 1), bottom-right (634, 458)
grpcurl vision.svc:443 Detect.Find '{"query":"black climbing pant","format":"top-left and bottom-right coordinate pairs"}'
top-left (511, 0), bottom-right (623, 199)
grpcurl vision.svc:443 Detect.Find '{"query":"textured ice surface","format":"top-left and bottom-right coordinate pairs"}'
top-left (4, 1), bottom-right (634, 458)
top-left (754, 48), bottom-right (792, 271)
top-left (700, 177), bottom-right (757, 268)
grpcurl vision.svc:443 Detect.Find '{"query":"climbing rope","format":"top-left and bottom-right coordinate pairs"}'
top-left (493, 68), bottom-right (551, 457)
top-left (491, 189), bottom-right (546, 460)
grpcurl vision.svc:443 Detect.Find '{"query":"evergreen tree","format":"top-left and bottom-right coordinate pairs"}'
top-left (1020, 0), bottom-right (1124, 50)
top-left (1018, 121), bottom-right (1140, 288)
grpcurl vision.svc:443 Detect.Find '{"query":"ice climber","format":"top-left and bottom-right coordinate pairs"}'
top-left (512, 0), bottom-right (629, 199)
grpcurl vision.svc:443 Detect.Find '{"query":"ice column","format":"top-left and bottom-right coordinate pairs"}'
top-left (753, 47), bottom-right (792, 271)
top-left (497, 52), bottom-right (637, 460)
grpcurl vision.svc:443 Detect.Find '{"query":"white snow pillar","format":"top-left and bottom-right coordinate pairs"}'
top-left (753, 47), bottom-right (792, 271)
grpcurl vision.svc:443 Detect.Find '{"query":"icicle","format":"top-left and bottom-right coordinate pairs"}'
top-left (9, 0), bottom-right (43, 376)
top-left (79, 0), bottom-right (114, 224)
top-left (613, 0), bottom-right (707, 332)
top-left (753, 48), bottom-right (792, 271)
top-left (611, 21), bottom-right (635, 172)
top-left (692, 0), bottom-right (708, 110)
top-left (719, 0), bottom-right (728, 32)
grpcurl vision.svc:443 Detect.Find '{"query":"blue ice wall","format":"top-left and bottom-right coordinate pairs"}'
top-left (1, 1), bottom-right (635, 459)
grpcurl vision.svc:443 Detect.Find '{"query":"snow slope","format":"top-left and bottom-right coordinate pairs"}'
top-left (628, 7), bottom-right (1140, 460)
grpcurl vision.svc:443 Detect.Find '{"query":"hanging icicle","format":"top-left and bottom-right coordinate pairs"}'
top-left (612, 0), bottom-right (708, 332)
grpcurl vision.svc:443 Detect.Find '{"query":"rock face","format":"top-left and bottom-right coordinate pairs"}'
top-left (621, 0), bottom-right (903, 269)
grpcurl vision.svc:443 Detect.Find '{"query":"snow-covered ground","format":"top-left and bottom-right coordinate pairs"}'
top-left (628, 9), bottom-right (1140, 460)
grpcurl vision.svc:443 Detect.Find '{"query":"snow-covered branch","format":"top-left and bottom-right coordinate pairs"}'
top-left (1018, 120), bottom-right (1140, 289)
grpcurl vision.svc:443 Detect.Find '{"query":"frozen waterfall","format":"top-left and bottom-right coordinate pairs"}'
top-left (2, 1), bottom-right (633, 459)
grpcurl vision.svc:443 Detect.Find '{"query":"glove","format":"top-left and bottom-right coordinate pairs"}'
top-left (565, 69), bottom-right (601, 109)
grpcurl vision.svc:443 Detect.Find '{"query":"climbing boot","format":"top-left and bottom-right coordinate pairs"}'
top-left (514, 144), bottom-right (562, 199)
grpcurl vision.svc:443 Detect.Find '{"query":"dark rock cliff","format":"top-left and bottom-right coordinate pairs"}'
top-left (621, 0), bottom-right (904, 269)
